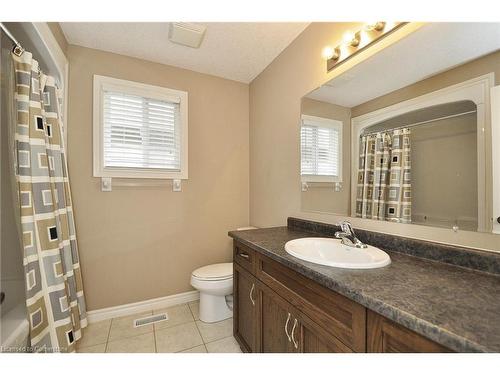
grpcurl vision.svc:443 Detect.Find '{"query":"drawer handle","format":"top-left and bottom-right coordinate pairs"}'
top-left (284, 312), bottom-right (292, 342)
top-left (238, 252), bottom-right (250, 259)
top-left (249, 283), bottom-right (256, 306)
top-left (291, 318), bottom-right (298, 349)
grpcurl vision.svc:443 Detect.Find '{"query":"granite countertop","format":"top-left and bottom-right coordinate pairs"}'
top-left (228, 226), bottom-right (500, 353)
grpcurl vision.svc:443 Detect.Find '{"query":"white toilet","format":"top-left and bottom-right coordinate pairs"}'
top-left (190, 262), bottom-right (233, 323)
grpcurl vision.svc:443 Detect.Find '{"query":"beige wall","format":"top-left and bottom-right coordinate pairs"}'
top-left (67, 45), bottom-right (249, 310)
top-left (249, 23), bottom-right (500, 252)
top-left (249, 22), bottom-right (364, 227)
top-left (300, 97), bottom-right (351, 214)
top-left (411, 114), bottom-right (477, 230)
top-left (47, 22), bottom-right (68, 56)
top-left (352, 50), bottom-right (500, 117)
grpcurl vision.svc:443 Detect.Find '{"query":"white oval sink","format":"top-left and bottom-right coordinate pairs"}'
top-left (285, 237), bottom-right (391, 269)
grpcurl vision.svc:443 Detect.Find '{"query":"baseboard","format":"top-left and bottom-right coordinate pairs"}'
top-left (86, 290), bottom-right (200, 323)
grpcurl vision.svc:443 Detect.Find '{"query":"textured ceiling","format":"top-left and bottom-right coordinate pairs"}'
top-left (60, 22), bottom-right (309, 83)
top-left (307, 23), bottom-right (500, 107)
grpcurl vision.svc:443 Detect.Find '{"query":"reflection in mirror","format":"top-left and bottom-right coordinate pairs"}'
top-left (300, 22), bottom-right (500, 233)
top-left (355, 101), bottom-right (477, 231)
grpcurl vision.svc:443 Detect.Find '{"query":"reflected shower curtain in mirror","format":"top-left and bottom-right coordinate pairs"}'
top-left (12, 51), bottom-right (87, 352)
top-left (355, 128), bottom-right (412, 223)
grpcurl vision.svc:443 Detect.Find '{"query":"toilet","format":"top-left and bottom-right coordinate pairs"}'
top-left (191, 262), bottom-right (233, 323)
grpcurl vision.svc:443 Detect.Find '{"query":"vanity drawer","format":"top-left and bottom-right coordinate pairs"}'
top-left (256, 253), bottom-right (366, 352)
top-left (233, 242), bottom-right (256, 273)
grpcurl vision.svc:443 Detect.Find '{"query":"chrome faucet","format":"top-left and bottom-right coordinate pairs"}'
top-left (335, 221), bottom-right (367, 249)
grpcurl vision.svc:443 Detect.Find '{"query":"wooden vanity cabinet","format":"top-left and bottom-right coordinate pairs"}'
top-left (233, 263), bottom-right (259, 352)
top-left (233, 240), bottom-right (450, 353)
top-left (367, 311), bottom-right (451, 353)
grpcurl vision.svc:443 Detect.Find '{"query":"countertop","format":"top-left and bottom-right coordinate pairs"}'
top-left (228, 226), bottom-right (500, 352)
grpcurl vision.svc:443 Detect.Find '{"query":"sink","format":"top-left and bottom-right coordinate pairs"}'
top-left (284, 237), bottom-right (391, 269)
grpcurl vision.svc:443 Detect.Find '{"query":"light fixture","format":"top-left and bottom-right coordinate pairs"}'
top-left (325, 22), bottom-right (406, 72)
top-left (322, 46), bottom-right (340, 61)
top-left (342, 31), bottom-right (360, 47)
top-left (365, 21), bottom-right (386, 32)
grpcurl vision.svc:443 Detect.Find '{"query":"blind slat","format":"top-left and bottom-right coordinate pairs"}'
top-left (103, 90), bottom-right (181, 170)
top-left (301, 123), bottom-right (340, 177)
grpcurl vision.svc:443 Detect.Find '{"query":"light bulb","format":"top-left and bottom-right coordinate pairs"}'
top-left (365, 21), bottom-right (385, 32)
top-left (322, 46), bottom-right (334, 60)
top-left (342, 31), bottom-right (356, 44)
top-left (342, 31), bottom-right (360, 47)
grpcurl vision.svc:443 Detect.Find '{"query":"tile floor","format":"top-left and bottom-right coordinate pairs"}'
top-left (76, 301), bottom-right (242, 353)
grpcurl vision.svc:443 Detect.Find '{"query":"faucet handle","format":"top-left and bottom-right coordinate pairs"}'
top-left (338, 221), bottom-right (354, 234)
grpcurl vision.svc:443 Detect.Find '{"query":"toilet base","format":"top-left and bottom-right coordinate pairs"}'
top-left (199, 293), bottom-right (233, 323)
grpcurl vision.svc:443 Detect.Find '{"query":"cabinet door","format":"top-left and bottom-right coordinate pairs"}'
top-left (233, 264), bottom-right (258, 352)
top-left (259, 284), bottom-right (296, 353)
top-left (367, 310), bottom-right (451, 353)
top-left (300, 318), bottom-right (353, 353)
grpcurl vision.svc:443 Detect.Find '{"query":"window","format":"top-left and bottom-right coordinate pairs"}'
top-left (93, 75), bottom-right (188, 179)
top-left (300, 115), bottom-right (342, 182)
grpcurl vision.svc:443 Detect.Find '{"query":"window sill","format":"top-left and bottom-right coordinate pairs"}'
top-left (301, 176), bottom-right (342, 183)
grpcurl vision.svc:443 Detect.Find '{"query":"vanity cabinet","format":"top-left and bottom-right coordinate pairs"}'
top-left (233, 264), bottom-right (259, 352)
top-left (233, 240), bottom-right (452, 353)
top-left (367, 310), bottom-right (451, 353)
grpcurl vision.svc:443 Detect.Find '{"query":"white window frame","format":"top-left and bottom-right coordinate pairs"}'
top-left (300, 114), bottom-right (343, 183)
top-left (93, 75), bottom-right (188, 179)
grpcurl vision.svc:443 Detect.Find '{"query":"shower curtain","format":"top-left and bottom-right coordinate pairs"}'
top-left (355, 128), bottom-right (412, 223)
top-left (11, 51), bottom-right (87, 352)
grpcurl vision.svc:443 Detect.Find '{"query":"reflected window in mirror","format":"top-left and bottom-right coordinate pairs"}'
top-left (300, 115), bottom-right (342, 183)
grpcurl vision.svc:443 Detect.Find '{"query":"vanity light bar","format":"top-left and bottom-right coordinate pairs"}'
top-left (325, 22), bottom-right (407, 72)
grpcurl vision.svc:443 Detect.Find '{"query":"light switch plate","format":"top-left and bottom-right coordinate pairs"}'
top-left (172, 179), bottom-right (182, 192)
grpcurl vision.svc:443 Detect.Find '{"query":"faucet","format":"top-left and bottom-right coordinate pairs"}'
top-left (335, 221), bottom-right (367, 249)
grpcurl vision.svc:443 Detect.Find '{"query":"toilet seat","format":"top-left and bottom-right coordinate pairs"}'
top-left (192, 262), bottom-right (233, 281)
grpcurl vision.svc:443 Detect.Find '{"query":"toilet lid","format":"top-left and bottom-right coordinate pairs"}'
top-left (192, 263), bottom-right (233, 280)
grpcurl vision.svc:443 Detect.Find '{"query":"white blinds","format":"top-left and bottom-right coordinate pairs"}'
top-left (103, 91), bottom-right (181, 171)
top-left (301, 123), bottom-right (340, 177)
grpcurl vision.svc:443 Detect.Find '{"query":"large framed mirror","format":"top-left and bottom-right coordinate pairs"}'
top-left (300, 23), bottom-right (500, 234)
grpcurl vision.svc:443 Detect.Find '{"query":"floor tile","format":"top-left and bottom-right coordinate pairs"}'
top-left (76, 343), bottom-right (106, 353)
top-left (155, 322), bottom-right (203, 353)
top-left (76, 319), bottom-right (111, 349)
top-left (196, 318), bottom-right (233, 343)
top-left (108, 311), bottom-right (153, 342)
top-left (206, 336), bottom-right (242, 353)
top-left (153, 304), bottom-right (193, 330)
top-left (105, 333), bottom-right (155, 353)
top-left (188, 301), bottom-right (200, 320)
top-left (179, 344), bottom-right (207, 353)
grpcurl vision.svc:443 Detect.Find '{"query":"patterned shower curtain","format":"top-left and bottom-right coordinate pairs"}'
top-left (355, 128), bottom-right (412, 223)
top-left (12, 51), bottom-right (87, 352)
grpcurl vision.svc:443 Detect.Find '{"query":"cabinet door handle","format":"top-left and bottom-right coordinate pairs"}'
top-left (284, 312), bottom-right (292, 342)
top-left (238, 253), bottom-right (250, 259)
top-left (291, 318), bottom-right (298, 349)
top-left (249, 283), bottom-right (255, 306)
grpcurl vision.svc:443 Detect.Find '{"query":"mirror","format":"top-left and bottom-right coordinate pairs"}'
top-left (300, 23), bottom-right (500, 233)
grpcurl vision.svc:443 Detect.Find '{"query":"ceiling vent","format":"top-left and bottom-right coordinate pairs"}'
top-left (168, 23), bottom-right (207, 48)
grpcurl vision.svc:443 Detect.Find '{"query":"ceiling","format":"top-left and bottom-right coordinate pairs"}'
top-left (60, 22), bottom-right (309, 83)
top-left (307, 23), bottom-right (500, 107)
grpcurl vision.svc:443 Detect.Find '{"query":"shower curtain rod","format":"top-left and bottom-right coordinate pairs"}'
top-left (0, 22), bottom-right (25, 56)
top-left (362, 109), bottom-right (477, 136)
